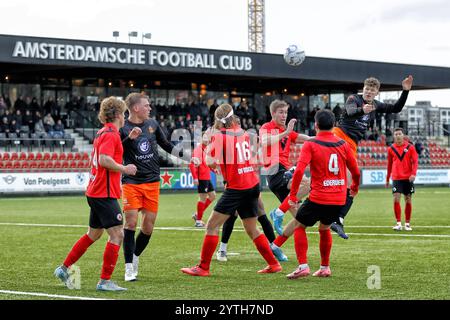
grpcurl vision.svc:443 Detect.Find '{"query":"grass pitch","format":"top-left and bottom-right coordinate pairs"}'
top-left (0, 188), bottom-right (449, 300)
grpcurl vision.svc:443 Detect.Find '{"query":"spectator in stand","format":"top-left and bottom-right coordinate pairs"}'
top-left (3, 95), bottom-right (12, 109)
top-left (209, 99), bottom-right (219, 126)
top-left (414, 139), bottom-right (424, 158)
top-left (175, 115), bottom-right (186, 129)
top-left (368, 128), bottom-right (380, 142)
top-left (247, 118), bottom-right (255, 130)
top-left (51, 119), bottom-right (65, 138)
top-left (30, 97), bottom-right (41, 113)
top-left (43, 112), bottom-right (56, 132)
top-left (375, 112), bottom-right (383, 131)
top-left (34, 111), bottom-right (46, 136)
top-left (4, 109), bottom-right (12, 122)
top-left (0, 97), bottom-right (7, 116)
top-left (332, 103), bottom-right (342, 123)
top-left (23, 110), bottom-right (34, 132)
top-left (9, 119), bottom-right (20, 134)
top-left (0, 117), bottom-right (9, 133)
top-left (12, 110), bottom-right (23, 126)
top-left (14, 96), bottom-right (27, 113)
top-left (200, 101), bottom-right (209, 121)
top-left (44, 97), bottom-right (57, 116)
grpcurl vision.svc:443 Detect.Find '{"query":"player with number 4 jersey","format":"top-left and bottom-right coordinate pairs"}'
top-left (285, 109), bottom-right (360, 279)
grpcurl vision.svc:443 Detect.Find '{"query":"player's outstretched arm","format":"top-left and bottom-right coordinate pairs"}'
top-left (402, 75), bottom-right (414, 91)
top-left (260, 118), bottom-right (296, 147)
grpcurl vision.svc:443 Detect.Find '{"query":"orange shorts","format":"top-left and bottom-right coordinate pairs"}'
top-left (332, 127), bottom-right (358, 158)
top-left (122, 182), bottom-right (160, 213)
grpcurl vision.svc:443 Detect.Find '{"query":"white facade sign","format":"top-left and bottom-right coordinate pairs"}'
top-left (12, 41), bottom-right (252, 71)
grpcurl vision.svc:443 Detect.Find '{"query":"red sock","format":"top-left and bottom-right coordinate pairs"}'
top-left (199, 234), bottom-right (219, 270)
top-left (63, 234), bottom-right (94, 268)
top-left (405, 202), bottom-right (412, 223)
top-left (197, 201), bottom-right (206, 220)
top-left (319, 229), bottom-right (332, 267)
top-left (253, 234), bottom-right (278, 266)
top-left (294, 227), bottom-right (308, 265)
top-left (394, 202), bottom-right (401, 222)
top-left (273, 235), bottom-right (289, 247)
top-left (100, 241), bottom-right (120, 280)
top-left (204, 198), bottom-right (212, 209)
top-left (279, 197), bottom-right (291, 213)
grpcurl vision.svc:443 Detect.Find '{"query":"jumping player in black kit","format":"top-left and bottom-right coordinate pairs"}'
top-left (330, 75), bottom-right (413, 239)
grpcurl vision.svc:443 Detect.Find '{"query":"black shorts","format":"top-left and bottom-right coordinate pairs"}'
top-left (214, 184), bottom-right (260, 219)
top-left (267, 165), bottom-right (289, 202)
top-left (198, 180), bottom-right (215, 193)
top-left (392, 180), bottom-right (415, 195)
top-left (295, 198), bottom-right (343, 227)
top-left (87, 197), bottom-right (123, 229)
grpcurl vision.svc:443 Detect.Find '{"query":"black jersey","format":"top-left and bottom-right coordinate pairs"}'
top-left (337, 90), bottom-right (409, 143)
top-left (120, 118), bottom-right (174, 184)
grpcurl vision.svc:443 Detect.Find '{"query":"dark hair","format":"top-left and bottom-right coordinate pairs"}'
top-left (314, 109), bottom-right (335, 130)
top-left (394, 127), bottom-right (404, 133)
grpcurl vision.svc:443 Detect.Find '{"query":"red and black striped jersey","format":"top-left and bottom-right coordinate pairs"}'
top-left (289, 131), bottom-right (360, 205)
top-left (387, 142), bottom-right (418, 181)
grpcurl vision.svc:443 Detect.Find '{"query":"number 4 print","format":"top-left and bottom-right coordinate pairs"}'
top-left (328, 154), bottom-right (339, 175)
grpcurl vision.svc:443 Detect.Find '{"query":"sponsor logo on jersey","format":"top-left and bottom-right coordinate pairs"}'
top-left (148, 126), bottom-right (155, 134)
top-left (138, 139), bottom-right (150, 153)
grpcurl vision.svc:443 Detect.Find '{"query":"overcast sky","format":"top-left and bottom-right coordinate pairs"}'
top-left (1, 0), bottom-right (450, 107)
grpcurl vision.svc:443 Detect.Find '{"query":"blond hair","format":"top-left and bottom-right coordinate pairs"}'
top-left (269, 99), bottom-right (288, 115)
top-left (214, 104), bottom-right (235, 129)
top-left (125, 92), bottom-right (149, 111)
top-left (364, 77), bottom-right (381, 90)
top-left (98, 97), bottom-right (127, 124)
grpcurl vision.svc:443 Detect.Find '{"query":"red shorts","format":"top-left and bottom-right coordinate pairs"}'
top-left (332, 127), bottom-right (358, 158)
top-left (122, 182), bottom-right (160, 213)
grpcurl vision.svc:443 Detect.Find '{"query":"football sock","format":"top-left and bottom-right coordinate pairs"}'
top-left (294, 227), bottom-right (308, 265)
top-left (134, 231), bottom-right (151, 257)
top-left (258, 214), bottom-right (276, 243)
top-left (405, 202), bottom-right (412, 223)
top-left (221, 214), bottom-right (238, 244)
top-left (338, 189), bottom-right (354, 220)
top-left (253, 234), bottom-right (278, 266)
top-left (278, 197), bottom-right (291, 213)
top-left (219, 242), bottom-right (228, 252)
top-left (199, 234), bottom-right (219, 270)
top-left (273, 235), bottom-right (289, 248)
top-left (204, 198), bottom-right (212, 209)
top-left (196, 201), bottom-right (206, 221)
top-left (100, 241), bottom-right (120, 280)
top-left (319, 229), bottom-right (332, 267)
top-left (123, 229), bottom-right (136, 264)
top-left (394, 202), bottom-right (402, 222)
top-left (63, 234), bottom-right (94, 268)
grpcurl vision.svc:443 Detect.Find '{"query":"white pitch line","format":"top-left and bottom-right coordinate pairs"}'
top-left (0, 222), bottom-right (449, 238)
top-left (0, 289), bottom-right (113, 300)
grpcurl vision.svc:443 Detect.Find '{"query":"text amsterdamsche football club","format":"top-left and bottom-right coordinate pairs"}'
top-left (12, 41), bottom-right (252, 71)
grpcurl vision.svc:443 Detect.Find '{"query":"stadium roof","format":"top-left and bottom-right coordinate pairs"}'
top-left (1, 34), bottom-right (450, 93)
